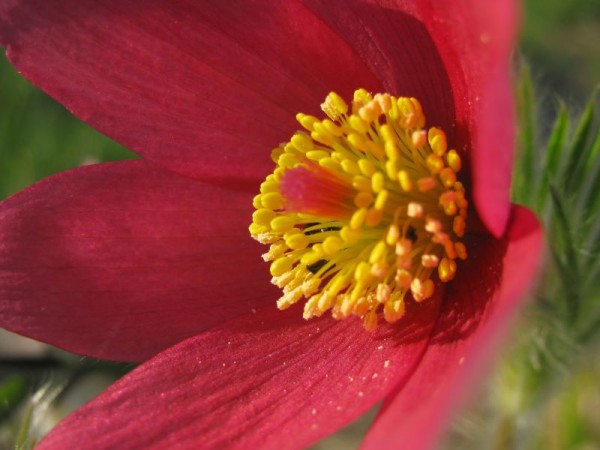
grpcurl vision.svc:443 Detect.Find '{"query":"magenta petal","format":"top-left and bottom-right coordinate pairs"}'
top-left (0, 0), bottom-right (381, 186)
top-left (415, 0), bottom-right (519, 236)
top-left (362, 206), bottom-right (543, 449)
top-left (471, 67), bottom-right (516, 237)
top-left (1, 0), bottom-right (518, 212)
top-left (300, 0), bottom-right (519, 235)
top-left (38, 300), bottom-right (443, 450)
top-left (302, 0), bottom-right (455, 134)
top-left (0, 160), bottom-right (277, 362)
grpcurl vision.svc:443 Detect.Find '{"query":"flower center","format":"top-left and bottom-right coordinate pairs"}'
top-left (250, 89), bottom-right (468, 330)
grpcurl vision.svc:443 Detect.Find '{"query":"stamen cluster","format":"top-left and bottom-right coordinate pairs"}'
top-left (250, 90), bottom-right (468, 330)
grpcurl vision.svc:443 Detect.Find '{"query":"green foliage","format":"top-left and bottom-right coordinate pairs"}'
top-left (13, 381), bottom-right (65, 450)
top-left (504, 62), bottom-right (600, 449)
top-left (513, 62), bottom-right (600, 338)
top-left (0, 376), bottom-right (26, 418)
top-left (0, 54), bottom-right (133, 199)
top-left (521, 0), bottom-right (600, 103)
top-left (513, 63), bottom-right (537, 206)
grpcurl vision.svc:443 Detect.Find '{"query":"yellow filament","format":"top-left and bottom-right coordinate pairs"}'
top-left (250, 90), bottom-right (468, 330)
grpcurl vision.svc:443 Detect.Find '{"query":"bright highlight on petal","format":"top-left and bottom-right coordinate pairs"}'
top-left (250, 90), bottom-right (468, 330)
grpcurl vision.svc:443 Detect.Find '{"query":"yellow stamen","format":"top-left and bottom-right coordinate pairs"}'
top-left (250, 90), bottom-right (469, 330)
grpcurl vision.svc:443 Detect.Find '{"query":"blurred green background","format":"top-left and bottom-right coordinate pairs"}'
top-left (0, 62), bottom-right (133, 199)
top-left (521, 0), bottom-right (600, 103)
top-left (1, 0), bottom-right (600, 448)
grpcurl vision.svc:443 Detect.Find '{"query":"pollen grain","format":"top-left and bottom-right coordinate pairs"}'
top-left (250, 90), bottom-right (468, 330)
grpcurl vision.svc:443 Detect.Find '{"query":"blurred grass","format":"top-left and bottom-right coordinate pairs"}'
top-left (0, 56), bottom-right (133, 199)
top-left (522, 0), bottom-right (600, 104)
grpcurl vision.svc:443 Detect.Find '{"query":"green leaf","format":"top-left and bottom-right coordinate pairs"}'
top-left (536, 102), bottom-right (569, 211)
top-left (548, 184), bottom-right (580, 321)
top-left (514, 61), bottom-right (538, 204)
top-left (561, 92), bottom-right (596, 193)
top-left (14, 400), bottom-right (34, 450)
top-left (0, 376), bottom-right (26, 417)
top-left (574, 121), bottom-right (600, 228)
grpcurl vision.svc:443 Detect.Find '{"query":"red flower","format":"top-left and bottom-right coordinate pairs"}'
top-left (0, 1), bottom-right (542, 449)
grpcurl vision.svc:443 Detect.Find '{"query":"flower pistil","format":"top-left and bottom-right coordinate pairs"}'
top-left (250, 90), bottom-right (468, 330)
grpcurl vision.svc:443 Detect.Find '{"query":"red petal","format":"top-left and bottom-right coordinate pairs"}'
top-left (415, 0), bottom-right (519, 236)
top-left (472, 67), bottom-right (516, 237)
top-left (363, 206), bottom-right (543, 449)
top-left (0, 1), bottom-right (381, 187)
top-left (304, 0), bottom-right (519, 236)
top-left (0, 160), bottom-right (277, 362)
top-left (302, 1), bottom-right (455, 137)
top-left (38, 301), bottom-right (442, 450)
top-left (1, 1), bottom-right (517, 219)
